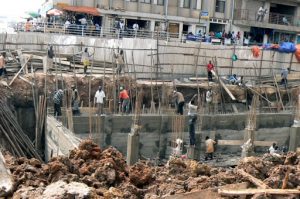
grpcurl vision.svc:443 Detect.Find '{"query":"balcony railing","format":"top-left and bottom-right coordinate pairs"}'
top-left (14, 22), bottom-right (181, 41)
top-left (234, 9), bottom-right (300, 27)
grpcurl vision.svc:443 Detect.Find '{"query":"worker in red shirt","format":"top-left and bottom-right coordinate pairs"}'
top-left (207, 60), bottom-right (214, 82)
top-left (119, 86), bottom-right (130, 114)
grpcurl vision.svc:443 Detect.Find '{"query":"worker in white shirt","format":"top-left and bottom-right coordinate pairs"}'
top-left (94, 86), bottom-right (106, 115)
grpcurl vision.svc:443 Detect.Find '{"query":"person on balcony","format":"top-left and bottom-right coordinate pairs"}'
top-left (133, 22), bottom-right (139, 37)
top-left (256, 6), bottom-right (267, 22)
top-left (282, 17), bottom-right (290, 25)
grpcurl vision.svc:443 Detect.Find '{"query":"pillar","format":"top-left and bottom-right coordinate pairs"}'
top-left (289, 126), bottom-right (300, 151)
top-left (126, 132), bottom-right (140, 165)
top-left (187, 132), bottom-right (201, 160)
top-left (263, 34), bottom-right (268, 44)
top-left (179, 22), bottom-right (183, 41)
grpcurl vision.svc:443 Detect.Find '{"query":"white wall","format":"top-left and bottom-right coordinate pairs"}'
top-left (0, 32), bottom-right (297, 79)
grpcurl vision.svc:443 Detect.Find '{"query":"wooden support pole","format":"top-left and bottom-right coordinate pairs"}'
top-left (211, 70), bottom-right (236, 101)
top-left (218, 188), bottom-right (300, 196)
top-left (236, 169), bottom-right (270, 189)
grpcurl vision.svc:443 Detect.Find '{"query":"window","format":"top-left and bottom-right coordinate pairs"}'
top-left (215, 0), bottom-right (226, 13)
top-left (183, 0), bottom-right (190, 8)
top-left (157, 0), bottom-right (164, 5)
top-left (140, 0), bottom-right (151, 3)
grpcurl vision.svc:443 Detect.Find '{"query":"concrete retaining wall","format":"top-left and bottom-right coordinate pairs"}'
top-left (0, 33), bottom-right (297, 79)
top-left (72, 113), bottom-right (293, 159)
top-left (45, 116), bottom-right (81, 162)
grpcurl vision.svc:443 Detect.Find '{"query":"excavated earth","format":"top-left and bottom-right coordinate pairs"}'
top-left (3, 139), bottom-right (300, 199)
top-left (3, 73), bottom-right (298, 109)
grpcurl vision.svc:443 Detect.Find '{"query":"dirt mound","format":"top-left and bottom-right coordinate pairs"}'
top-left (5, 140), bottom-right (300, 198)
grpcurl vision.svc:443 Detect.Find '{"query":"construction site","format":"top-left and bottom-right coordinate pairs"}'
top-left (0, 32), bottom-right (300, 198)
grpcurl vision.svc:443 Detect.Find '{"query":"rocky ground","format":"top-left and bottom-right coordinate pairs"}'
top-left (3, 139), bottom-right (300, 199)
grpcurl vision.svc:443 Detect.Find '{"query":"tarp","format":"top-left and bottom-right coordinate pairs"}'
top-left (295, 44), bottom-right (300, 62)
top-left (61, 6), bottom-right (100, 16)
top-left (278, 42), bottom-right (296, 53)
top-left (47, 9), bottom-right (64, 16)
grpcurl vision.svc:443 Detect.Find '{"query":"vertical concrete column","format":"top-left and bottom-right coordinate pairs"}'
top-left (243, 129), bottom-right (255, 156)
top-left (263, 34), bottom-right (268, 44)
top-left (150, 20), bottom-right (156, 32)
top-left (289, 126), bottom-right (300, 151)
top-left (178, 22), bottom-right (184, 41)
top-left (188, 132), bottom-right (202, 160)
top-left (126, 133), bottom-right (140, 165)
top-left (190, 24), bottom-right (196, 35)
top-left (263, 1), bottom-right (270, 23)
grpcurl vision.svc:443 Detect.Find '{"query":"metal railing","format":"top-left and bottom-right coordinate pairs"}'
top-left (15, 22), bottom-right (182, 41)
top-left (234, 9), bottom-right (300, 27)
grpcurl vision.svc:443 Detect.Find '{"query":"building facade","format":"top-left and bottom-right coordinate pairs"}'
top-left (42, 0), bottom-right (234, 36)
top-left (233, 0), bottom-right (300, 44)
top-left (42, 0), bottom-right (300, 43)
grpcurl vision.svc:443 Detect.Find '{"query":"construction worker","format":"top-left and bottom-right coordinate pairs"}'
top-left (115, 49), bottom-right (125, 75)
top-left (205, 136), bottom-right (216, 160)
top-left (71, 85), bottom-right (80, 115)
top-left (188, 94), bottom-right (198, 146)
top-left (47, 45), bottom-right (54, 72)
top-left (119, 86), bottom-right (130, 114)
top-left (81, 48), bottom-right (91, 74)
top-left (173, 90), bottom-right (185, 115)
top-left (281, 67), bottom-right (289, 87)
top-left (207, 60), bottom-right (214, 82)
top-left (0, 53), bottom-right (7, 78)
top-left (94, 86), bottom-right (106, 115)
top-left (53, 89), bottom-right (64, 117)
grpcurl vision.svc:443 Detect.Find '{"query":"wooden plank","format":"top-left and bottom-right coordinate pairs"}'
top-left (18, 76), bottom-right (35, 86)
top-left (217, 140), bottom-right (276, 147)
top-left (254, 141), bottom-right (276, 147)
top-left (211, 70), bottom-right (236, 101)
top-left (218, 140), bottom-right (244, 146)
top-left (9, 55), bottom-right (32, 86)
top-left (218, 188), bottom-right (300, 196)
top-left (236, 169), bottom-right (270, 189)
top-left (232, 104), bottom-right (239, 113)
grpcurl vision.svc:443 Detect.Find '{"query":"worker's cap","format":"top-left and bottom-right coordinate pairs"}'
top-left (98, 86), bottom-right (102, 89)
top-left (120, 86), bottom-right (124, 90)
top-left (173, 90), bottom-right (176, 93)
top-left (71, 85), bottom-right (75, 88)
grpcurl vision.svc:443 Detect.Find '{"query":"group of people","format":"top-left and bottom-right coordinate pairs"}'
top-left (193, 30), bottom-right (241, 45)
top-left (172, 90), bottom-right (216, 160)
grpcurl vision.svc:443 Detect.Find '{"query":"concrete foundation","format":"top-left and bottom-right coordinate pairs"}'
top-left (126, 133), bottom-right (140, 165)
top-left (45, 116), bottom-right (81, 162)
top-left (289, 125), bottom-right (300, 151)
top-left (71, 113), bottom-right (293, 159)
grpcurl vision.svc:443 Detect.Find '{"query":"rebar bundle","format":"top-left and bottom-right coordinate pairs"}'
top-left (0, 97), bottom-right (42, 161)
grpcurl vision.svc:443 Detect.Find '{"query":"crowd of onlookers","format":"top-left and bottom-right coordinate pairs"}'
top-left (187, 30), bottom-right (242, 45)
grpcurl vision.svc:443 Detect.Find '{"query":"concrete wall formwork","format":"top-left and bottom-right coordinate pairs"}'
top-left (72, 113), bottom-right (293, 159)
top-left (0, 33), bottom-right (298, 79)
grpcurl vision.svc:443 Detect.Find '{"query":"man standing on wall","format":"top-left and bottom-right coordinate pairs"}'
top-left (94, 86), bottom-right (106, 116)
top-left (71, 85), bottom-right (80, 115)
top-left (119, 86), bottom-right (130, 114)
top-left (207, 60), bottom-right (214, 82)
top-left (188, 94), bottom-right (198, 146)
top-left (53, 89), bottom-right (64, 117)
top-left (173, 90), bottom-right (185, 115)
top-left (47, 45), bottom-right (54, 73)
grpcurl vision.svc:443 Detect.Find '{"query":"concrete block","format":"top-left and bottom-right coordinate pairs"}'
top-left (127, 133), bottom-right (140, 165)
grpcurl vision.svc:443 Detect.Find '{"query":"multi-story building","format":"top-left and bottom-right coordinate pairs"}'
top-left (41, 0), bottom-right (234, 37)
top-left (233, 0), bottom-right (300, 44)
top-left (41, 0), bottom-right (300, 43)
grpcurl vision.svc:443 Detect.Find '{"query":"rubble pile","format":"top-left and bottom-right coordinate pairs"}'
top-left (237, 152), bottom-right (300, 189)
top-left (4, 140), bottom-right (300, 198)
